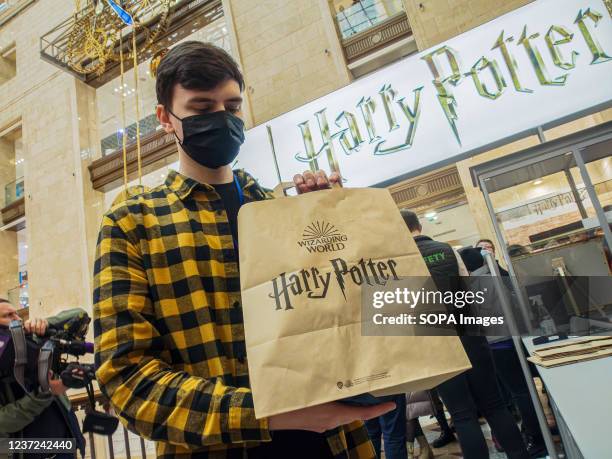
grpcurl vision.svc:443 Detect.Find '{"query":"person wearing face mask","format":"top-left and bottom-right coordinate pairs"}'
top-left (400, 212), bottom-right (529, 459)
top-left (475, 239), bottom-right (509, 277)
top-left (465, 248), bottom-right (547, 458)
top-left (0, 299), bottom-right (86, 459)
top-left (93, 42), bottom-right (394, 459)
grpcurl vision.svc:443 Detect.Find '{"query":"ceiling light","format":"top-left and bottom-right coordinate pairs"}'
top-left (425, 211), bottom-right (437, 219)
top-left (532, 179), bottom-right (543, 185)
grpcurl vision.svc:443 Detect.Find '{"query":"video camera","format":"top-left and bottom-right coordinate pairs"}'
top-left (38, 312), bottom-right (96, 392)
top-left (0, 310), bottom-right (118, 436)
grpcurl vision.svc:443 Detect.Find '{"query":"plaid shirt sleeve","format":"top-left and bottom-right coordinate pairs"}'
top-left (93, 209), bottom-right (271, 448)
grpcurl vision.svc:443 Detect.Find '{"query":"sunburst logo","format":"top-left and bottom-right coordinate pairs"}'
top-left (302, 221), bottom-right (341, 241)
top-left (298, 220), bottom-right (348, 253)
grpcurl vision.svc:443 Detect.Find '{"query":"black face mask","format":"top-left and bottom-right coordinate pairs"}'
top-left (169, 109), bottom-right (245, 169)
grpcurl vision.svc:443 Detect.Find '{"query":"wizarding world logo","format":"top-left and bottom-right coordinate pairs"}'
top-left (297, 221), bottom-right (348, 253)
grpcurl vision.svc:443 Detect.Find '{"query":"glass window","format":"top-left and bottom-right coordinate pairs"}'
top-left (490, 163), bottom-right (587, 249)
top-left (579, 138), bottom-right (612, 213)
top-left (486, 147), bottom-right (611, 252)
top-left (333, 0), bottom-right (405, 39)
top-left (1, 126), bottom-right (22, 208)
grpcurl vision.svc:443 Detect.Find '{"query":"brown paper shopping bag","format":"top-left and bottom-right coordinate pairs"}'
top-left (238, 187), bottom-right (470, 418)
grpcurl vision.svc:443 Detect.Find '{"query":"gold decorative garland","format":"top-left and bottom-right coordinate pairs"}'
top-left (66, 0), bottom-right (175, 77)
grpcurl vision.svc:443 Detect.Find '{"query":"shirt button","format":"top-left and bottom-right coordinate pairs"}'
top-left (233, 301), bottom-right (240, 309)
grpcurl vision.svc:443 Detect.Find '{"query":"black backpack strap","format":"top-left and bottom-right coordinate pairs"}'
top-left (9, 320), bottom-right (29, 394)
top-left (37, 340), bottom-right (54, 394)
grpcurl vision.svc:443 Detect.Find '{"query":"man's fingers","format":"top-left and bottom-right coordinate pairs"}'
top-left (314, 170), bottom-right (329, 188)
top-left (356, 402), bottom-right (397, 421)
top-left (302, 170), bottom-right (316, 188)
top-left (296, 182), bottom-right (310, 194)
top-left (292, 174), bottom-right (305, 186)
top-left (329, 172), bottom-right (342, 187)
top-left (292, 170), bottom-right (341, 194)
top-left (293, 173), bottom-right (309, 194)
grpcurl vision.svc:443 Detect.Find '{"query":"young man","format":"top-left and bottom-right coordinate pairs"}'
top-left (93, 42), bottom-right (393, 459)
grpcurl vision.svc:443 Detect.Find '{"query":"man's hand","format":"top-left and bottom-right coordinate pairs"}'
top-left (24, 317), bottom-right (48, 336)
top-left (268, 401), bottom-right (395, 433)
top-left (293, 170), bottom-right (342, 194)
top-left (48, 372), bottom-right (67, 396)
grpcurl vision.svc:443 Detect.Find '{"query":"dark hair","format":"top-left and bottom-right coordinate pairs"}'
top-left (476, 238), bottom-right (494, 247)
top-left (459, 247), bottom-right (484, 272)
top-left (155, 41), bottom-right (245, 109)
top-left (400, 209), bottom-right (421, 233)
top-left (507, 244), bottom-right (529, 257)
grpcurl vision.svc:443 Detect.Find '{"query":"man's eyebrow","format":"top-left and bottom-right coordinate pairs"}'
top-left (186, 97), bottom-right (215, 104)
top-left (186, 96), bottom-right (243, 104)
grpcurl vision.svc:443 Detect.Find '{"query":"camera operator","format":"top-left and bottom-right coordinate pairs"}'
top-left (0, 299), bottom-right (86, 459)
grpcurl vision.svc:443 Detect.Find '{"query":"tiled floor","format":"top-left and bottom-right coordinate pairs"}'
top-left (382, 378), bottom-right (562, 458)
top-left (382, 415), bottom-right (562, 458)
top-left (408, 417), bottom-right (511, 458)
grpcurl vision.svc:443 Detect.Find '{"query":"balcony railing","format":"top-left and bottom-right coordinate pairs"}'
top-left (71, 390), bottom-right (156, 459)
top-left (335, 0), bottom-right (404, 39)
top-left (89, 129), bottom-right (177, 192)
top-left (334, 0), bottom-right (412, 63)
top-left (40, 0), bottom-right (223, 88)
top-left (101, 114), bottom-right (161, 156)
top-left (4, 176), bottom-right (24, 208)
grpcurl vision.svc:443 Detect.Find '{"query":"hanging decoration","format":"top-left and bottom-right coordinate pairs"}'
top-left (110, 26), bottom-right (150, 207)
top-left (66, 0), bottom-right (175, 77)
top-left (62, 1), bottom-right (180, 207)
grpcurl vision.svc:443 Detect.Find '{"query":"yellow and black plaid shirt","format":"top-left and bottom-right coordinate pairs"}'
top-left (93, 169), bottom-right (375, 459)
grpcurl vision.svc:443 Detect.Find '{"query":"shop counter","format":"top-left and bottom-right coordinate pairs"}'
top-left (522, 336), bottom-right (612, 459)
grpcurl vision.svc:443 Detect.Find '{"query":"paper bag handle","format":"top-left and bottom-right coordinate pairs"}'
top-left (272, 180), bottom-right (341, 198)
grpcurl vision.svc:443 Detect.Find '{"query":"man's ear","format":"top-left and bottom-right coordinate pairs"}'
top-left (157, 104), bottom-right (174, 134)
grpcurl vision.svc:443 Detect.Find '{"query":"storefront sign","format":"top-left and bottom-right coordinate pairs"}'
top-left (236, 0), bottom-right (612, 188)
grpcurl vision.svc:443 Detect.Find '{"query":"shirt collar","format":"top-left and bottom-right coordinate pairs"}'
top-left (164, 169), bottom-right (263, 201)
top-left (414, 234), bottom-right (432, 242)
